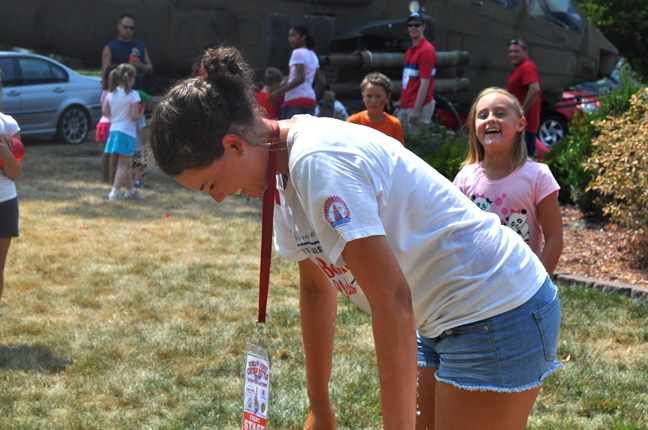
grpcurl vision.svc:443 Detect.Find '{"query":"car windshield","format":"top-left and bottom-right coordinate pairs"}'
top-left (527, 0), bottom-right (584, 33)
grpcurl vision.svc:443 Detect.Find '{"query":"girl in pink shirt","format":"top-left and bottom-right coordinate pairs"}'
top-left (454, 87), bottom-right (563, 275)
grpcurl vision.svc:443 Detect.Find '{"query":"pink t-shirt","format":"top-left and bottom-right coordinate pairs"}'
top-left (453, 160), bottom-right (559, 256)
top-left (284, 48), bottom-right (319, 107)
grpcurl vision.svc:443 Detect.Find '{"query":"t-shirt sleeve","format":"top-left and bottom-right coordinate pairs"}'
top-left (418, 46), bottom-right (437, 79)
top-left (522, 63), bottom-right (540, 87)
top-left (273, 197), bottom-right (308, 262)
top-left (452, 166), bottom-right (470, 195)
top-left (535, 163), bottom-right (560, 204)
top-left (290, 151), bottom-right (386, 265)
top-left (1, 114), bottom-right (20, 136)
top-left (394, 119), bottom-right (405, 146)
top-left (289, 49), bottom-right (305, 66)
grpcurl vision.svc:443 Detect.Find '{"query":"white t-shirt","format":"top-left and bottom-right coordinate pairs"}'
top-left (454, 160), bottom-right (560, 256)
top-left (284, 48), bottom-right (319, 104)
top-left (0, 113), bottom-right (21, 202)
top-left (106, 87), bottom-right (141, 137)
top-left (274, 115), bottom-right (547, 338)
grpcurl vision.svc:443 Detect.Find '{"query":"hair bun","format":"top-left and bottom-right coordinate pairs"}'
top-left (201, 46), bottom-right (254, 92)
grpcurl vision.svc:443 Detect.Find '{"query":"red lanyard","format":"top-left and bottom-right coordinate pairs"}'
top-left (258, 120), bottom-right (280, 327)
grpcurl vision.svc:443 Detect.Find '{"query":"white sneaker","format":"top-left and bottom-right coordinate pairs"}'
top-left (108, 190), bottom-right (119, 201)
top-left (124, 190), bottom-right (145, 199)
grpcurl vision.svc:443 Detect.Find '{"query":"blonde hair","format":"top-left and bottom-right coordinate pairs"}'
top-left (108, 63), bottom-right (137, 93)
top-left (462, 87), bottom-right (528, 169)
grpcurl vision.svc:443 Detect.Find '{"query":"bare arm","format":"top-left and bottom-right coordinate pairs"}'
top-left (269, 64), bottom-right (305, 102)
top-left (0, 132), bottom-right (22, 180)
top-left (101, 46), bottom-right (112, 87)
top-left (313, 68), bottom-right (326, 100)
top-left (102, 97), bottom-right (111, 117)
top-left (522, 82), bottom-right (540, 114)
top-left (537, 192), bottom-right (563, 275)
top-left (298, 258), bottom-right (338, 430)
top-left (341, 235), bottom-right (417, 430)
top-left (409, 78), bottom-right (431, 123)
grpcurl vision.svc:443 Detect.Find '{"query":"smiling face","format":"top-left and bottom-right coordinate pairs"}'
top-left (474, 92), bottom-right (526, 153)
top-left (173, 135), bottom-right (268, 203)
top-left (407, 19), bottom-right (425, 43)
top-left (508, 43), bottom-right (528, 67)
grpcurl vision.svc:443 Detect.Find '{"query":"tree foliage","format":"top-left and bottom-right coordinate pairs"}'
top-left (576, 0), bottom-right (648, 80)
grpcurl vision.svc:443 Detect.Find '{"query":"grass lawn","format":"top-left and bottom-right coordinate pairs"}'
top-left (1, 140), bottom-right (646, 429)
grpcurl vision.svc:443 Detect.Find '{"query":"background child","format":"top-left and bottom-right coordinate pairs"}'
top-left (269, 25), bottom-right (324, 118)
top-left (132, 89), bottom-right (152, 189)
top-left (97, 65), bottom-right (116, 184)
top-left (453, 87), bottom-right (563, 274)
top-left (255, 66), bottom-right (283, 119)
top-left (315, 90), bottom-right (348, 120)
top-left (347, 72), bottom-right (404, 146)
top-left (103, 63), bottom-right (144, 200)
top-left (0, 71), bottom-right (23, 303)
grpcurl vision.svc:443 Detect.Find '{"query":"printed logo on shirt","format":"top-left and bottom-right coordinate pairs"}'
top-left (323, 196), bottom-right (351, 227)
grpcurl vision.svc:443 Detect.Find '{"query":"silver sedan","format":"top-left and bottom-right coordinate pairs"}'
top-left (0, 51), bottom-right (101, 144)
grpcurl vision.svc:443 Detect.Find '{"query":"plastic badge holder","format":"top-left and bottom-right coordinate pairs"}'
top-left (242, 342), bottom-right (270, 430)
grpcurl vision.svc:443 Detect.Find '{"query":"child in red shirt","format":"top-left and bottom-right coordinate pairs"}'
top-left (255, 67), bottom-right (283, 119)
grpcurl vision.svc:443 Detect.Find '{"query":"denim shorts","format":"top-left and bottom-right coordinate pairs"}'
top-left (417, 276), bottom-right (562, 392)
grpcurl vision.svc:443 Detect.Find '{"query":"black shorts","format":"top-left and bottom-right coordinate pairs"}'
top-left (0, 197), bottom-right (19, 238)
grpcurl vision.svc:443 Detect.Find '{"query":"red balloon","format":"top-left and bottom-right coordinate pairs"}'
top-left (0, 137), bottom-right (25, 169)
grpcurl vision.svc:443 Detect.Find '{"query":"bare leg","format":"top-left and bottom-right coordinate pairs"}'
top-left (435, 381), bottom-right (540, 430)
top-left (102, 152), bottom-right (110, 183)
top-left (0, 237), bottom-right (12, 302)
top-left (416, 367), bottom-right (438, 430)
top-left (109, 153), bottom-right (118, 185)
top-left (113, 155), bottom-right (134, 191)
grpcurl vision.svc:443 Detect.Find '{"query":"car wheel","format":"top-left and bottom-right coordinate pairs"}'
top-left (57, 105), bottom-right (90, 144)
top-left (538, 114), bottom-right (568, 149)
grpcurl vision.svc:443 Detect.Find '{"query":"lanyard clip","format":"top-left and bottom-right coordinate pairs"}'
top-left (256, 321), bottom-right (265, 346)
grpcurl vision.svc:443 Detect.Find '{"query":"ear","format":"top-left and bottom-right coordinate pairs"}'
top-left (517, 116), bottom-right (527, 133)
top-left (222, 134), bottom-right (245, 154)
top-left (385, 93), bottom-right (392, 104)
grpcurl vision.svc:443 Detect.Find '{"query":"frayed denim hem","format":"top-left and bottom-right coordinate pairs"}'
top-left (434, 361), bottom-right (564, 393)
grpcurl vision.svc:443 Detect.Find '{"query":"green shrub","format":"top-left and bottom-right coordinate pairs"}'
top-left (405, 126), bottom-right (466, 180)
top-left (544, 63), bottom-right (642, 217)
top-left (583, 88), bottom-right (648, 261)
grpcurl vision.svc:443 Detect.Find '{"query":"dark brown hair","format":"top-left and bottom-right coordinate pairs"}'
top-left (148, 45), bottom-right (261, 176)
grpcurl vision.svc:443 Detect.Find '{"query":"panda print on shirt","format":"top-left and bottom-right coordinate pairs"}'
top-left (471, 194), bottom-right (493, 212)
top-left (470, 194), bottom-right (531, 244)
top-left (506, 209), bottom-right (531, 243)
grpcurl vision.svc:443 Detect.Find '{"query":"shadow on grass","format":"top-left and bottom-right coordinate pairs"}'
top-left (0, 344), bottom-right (73, 374)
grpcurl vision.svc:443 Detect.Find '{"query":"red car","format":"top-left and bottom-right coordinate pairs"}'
top-left (538, 90), bottom-right (600, 148)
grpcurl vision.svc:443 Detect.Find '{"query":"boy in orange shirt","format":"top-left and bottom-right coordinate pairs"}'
top-left (347, 72), bottom-right (405, 146)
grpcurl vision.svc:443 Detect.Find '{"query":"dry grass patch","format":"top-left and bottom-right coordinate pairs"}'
top-left (1, 140), bottom-right (647, 429)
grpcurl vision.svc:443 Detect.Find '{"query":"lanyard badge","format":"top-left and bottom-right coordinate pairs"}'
top-left (241, 120), bottom-right (280, 430)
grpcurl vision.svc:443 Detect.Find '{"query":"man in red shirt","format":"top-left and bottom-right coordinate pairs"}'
top-left (395, 12), bottom-right (437, 133)
top-left (506, 39), bottom-right (541, 157)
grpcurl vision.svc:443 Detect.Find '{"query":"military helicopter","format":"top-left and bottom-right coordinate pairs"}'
top-left (0, 0), bottom-right (618, 125)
